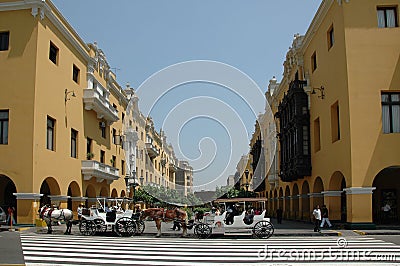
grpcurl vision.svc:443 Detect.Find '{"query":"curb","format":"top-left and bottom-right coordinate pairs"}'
top-left (353, 230), bottom-right (366, 235)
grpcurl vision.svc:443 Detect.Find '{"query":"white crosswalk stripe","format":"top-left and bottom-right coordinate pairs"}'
top-left (20, 233), bottom-right (400, 265)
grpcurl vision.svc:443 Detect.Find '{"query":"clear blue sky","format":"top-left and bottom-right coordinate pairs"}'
top-left (52, 0), bottom-right (322, 191)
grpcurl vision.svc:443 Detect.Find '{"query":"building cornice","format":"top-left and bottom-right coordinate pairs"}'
top-left (301, 0), bottom-right (350, 55)
top-left (0, 0), bottom-right (91, 62)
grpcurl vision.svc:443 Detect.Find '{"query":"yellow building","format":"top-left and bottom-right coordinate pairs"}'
top-left (0, 0), bottom-right (191, 225)
top-left (262, 0), bottom-right (400, 228)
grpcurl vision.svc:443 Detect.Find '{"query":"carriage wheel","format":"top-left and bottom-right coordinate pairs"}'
top-left (94, 219), bottom-right (107, 233)
top-left (194, 223), bottom-right (212, 239)
top-left (135, 220), bottom-right (145, 235)
top-left (79, 220), bottom-right (96, 236)
top-left (252, 221), bottom-right (274, 239)
top-left (115, 217), bottom-right (136, 237)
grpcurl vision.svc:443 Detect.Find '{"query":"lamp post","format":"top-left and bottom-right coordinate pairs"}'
top-left (124, 170), bottom-right (137, 207)
top-left (244, 169), bottom-right (249, 197)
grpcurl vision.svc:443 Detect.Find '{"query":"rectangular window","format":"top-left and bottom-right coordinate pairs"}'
top-left (331, 101), bottom-right (341, 142)
top-left (112, 128), bottom-right (117, 144)
top-left (311, 52), bottom-right (317, 72)
top-left (49, 42), bottom-right (59, 64)
top-left (100, 150), bottom-right (105, 164)
top-left (86, 138), bottom-right (93, 159)
top-left (121, 160), bottom-right (125, 175)
top-left (72, 65), bottom-right (80, 83)
top-left (314, 117), bottom-right (321, 152)
top-left (100, 122), bottom-right (106, 138)
top-left (71, 129), bottom-right (78, 158)
top-left (377, 7), bottom-right (398, 28)
top-left (111, 155), bottom-right (116, 167)
top-left (47, 116), bottom-right (55, 151)
top-left (382, 92), bottom-right (400, 133)
top-left (0, 31), bottom-right (10, 51)
top-left (327, 25), bottom-right (334, 50)
top-left (0, 110), bottom-right (9, 144)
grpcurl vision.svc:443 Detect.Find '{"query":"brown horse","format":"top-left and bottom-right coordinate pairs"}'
top-left (141, 208), bottom-right (188, 237)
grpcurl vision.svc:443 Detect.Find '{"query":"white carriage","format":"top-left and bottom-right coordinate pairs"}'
top-left (193, 198), bottom-right (274, 239)
top-left (79, 198), bottom-right (144, 237)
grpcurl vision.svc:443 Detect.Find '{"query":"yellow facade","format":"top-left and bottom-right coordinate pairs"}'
top-left (260, 0), bottom-right (400, 228)
top-left (0, 0), bottom-right (191, 225)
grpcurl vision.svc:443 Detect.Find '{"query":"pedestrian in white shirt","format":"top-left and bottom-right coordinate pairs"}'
top-left (312, 205), bottom-right (321, 232)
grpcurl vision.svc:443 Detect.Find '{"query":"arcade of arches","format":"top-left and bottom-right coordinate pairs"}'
top-left (0, 175), bottom-right (129, 225)
top-left (265, 168), bottom-right (399, 228)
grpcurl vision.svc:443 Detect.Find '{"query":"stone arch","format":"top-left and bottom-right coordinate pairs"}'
top-left (284, 185), bottom-right (290, 219)
top-left (85, 185), bottom-right (96, 208)
top-left (372, 166), bottom-right (400, 224)
top-left (268, 191), bottom-right (273, 214)
top-left (120, 190), bottom-right (126, 198)
top-left (292, 183), bottom-right (299, 220)
top-left (278, 187), bottom-right (284, 209)
top-left (312, 176), bottom-right (324, 208)
top-left (67, 181), bottom-right (81, 211)
top-left (328, 171), bottom-right (347, 222)
top-left (301, 181), bottom-right (310, 221)
top-left (111, 188), bottom-right (118, 198)
top-left (0, 175), bottom-right (17, 222)
top-left (273, 189), bottom-right (278, 214)
top-left (40, 177), bottom-right (61, 207)
top-left (100, 187), bottom-right (109, 197)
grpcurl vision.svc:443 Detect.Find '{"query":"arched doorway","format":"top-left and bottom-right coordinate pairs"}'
top-left (0, 175), bottom-right (17, 222)
top-left (329, 171), bottom-right (347, 222)
top-left (372, 167), bottom-right (400, 224)
top-left (313, 177), bottom-right (324, 208)
top-left (67, 181), bottom-right (81, 211)
top-left (85, 185), bottom-right (96, 208)
top-left (293, 184), bottom-right (299, 220)
top-left (284, 186), bottom-right (290, 219)
top-left (100, 187), bottom-right (108, 197)
top-left (111, 189), bottom-right (118, 198)
top-left (301, 181), bottom-right (310, 221)
top-left (278, 187), bottom-right (283, 210)
top-left (40, 177), bottom-right (61, 207)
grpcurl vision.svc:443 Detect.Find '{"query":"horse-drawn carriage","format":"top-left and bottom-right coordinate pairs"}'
top-left (192, 197), bottom-right (274, 239)
top-left (79, 198), bottom-right (144, 237)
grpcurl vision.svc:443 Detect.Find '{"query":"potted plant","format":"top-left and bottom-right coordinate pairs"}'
top-left (86, 152), bottom-right (94, 160)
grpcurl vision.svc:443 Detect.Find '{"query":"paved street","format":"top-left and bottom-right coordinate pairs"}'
top-left (1, 219), bottom-right (400, 265)
top-left (20, 233), bottom-right (400, 265)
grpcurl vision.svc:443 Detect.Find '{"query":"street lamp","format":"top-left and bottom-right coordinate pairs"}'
top-left (244, 169), bottom-right (250, 196)
top-left (124, 170), bottom-right (137, 206)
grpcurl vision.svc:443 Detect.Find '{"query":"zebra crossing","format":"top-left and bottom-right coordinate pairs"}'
top-left (20, 233), bottom-right (400, 265)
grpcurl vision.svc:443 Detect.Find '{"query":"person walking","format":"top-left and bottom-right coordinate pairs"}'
top-left (312, 205), bottom-right (321, 232)
top-left (77, 204), bottom-right (83, 221)
top-left (320, 205), bottom-right (332, 228)
top-left (6, 206), bottom-right (16, 226)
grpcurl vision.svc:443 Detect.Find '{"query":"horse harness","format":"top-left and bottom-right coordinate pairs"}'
top-left (152, 208), bottom-right (184, 223)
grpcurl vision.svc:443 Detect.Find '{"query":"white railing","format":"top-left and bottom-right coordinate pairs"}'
top-left (81, 160), bottom-right (120, 184)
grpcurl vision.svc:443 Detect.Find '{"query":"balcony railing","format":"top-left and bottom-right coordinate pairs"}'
top-left (83, 88), bottom-right (119, 124)
top-left (81, 160), bottom-right (120, 184)
top-left (145, 142), bottom-right (159, 158)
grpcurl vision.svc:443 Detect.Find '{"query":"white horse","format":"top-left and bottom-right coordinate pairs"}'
top-left (39, 206), bottom-right (74, 234)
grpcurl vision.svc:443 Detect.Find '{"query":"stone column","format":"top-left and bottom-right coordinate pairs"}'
top-left (321, 191), bottom-right (343, 221)
top-left (343, 187), bottom-right (376, 229)
top-left (308, 192), bottom-right (324, 210)
top-left (13, 193), bottom-right (42, 225)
